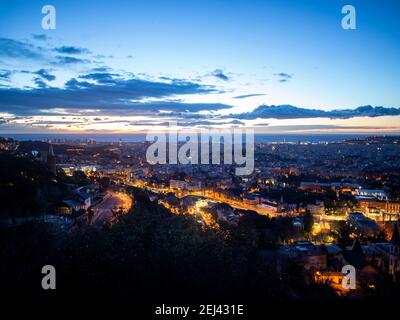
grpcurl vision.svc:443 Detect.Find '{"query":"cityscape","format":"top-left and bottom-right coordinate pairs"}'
top-left (1, 0), bottom-right (400, 314)
top-left (1, 134), bottom-right (400, 300)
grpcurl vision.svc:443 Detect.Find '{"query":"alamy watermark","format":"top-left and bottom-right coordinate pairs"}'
top-left (41, 265), bottom-right (56, 290)
top-left (145, 122), bottom-right (254, 176)
top-left (341, 264), bottom-right (356, 289)
top-left (41, 5), bottom-right (56, 30)
top-left (341, 5), bottom-right (356, 30)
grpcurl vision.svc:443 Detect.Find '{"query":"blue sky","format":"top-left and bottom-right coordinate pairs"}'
top-left (0, 0), bottom-right (399, 133)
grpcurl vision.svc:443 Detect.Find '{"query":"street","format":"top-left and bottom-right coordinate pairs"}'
top-left (90, 191), bottom-right (132, 225)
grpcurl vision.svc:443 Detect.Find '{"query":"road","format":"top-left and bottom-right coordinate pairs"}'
top-left (129, 182), bottom-right (278, 216)
top-left (90, 191), bottom-right (132, 225)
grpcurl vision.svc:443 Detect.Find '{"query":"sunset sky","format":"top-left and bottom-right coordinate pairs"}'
top-left (0, 0), bottom-right (399, 134)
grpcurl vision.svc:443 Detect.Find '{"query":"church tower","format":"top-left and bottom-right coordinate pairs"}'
top-left (47, 143), bottom-right (56, 175)
top-left (389, 221), bottom-right (400, 279)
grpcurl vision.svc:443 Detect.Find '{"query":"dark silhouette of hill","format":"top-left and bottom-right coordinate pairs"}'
top-left (0, 188), bottom-right (338, 303)
top-left (0, 154), bottom-right (68, 217)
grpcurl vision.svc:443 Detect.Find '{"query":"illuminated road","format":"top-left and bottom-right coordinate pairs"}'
top-left (129, 182), bottom-right (278, 216)
top-left (91, 191), bottom-right (132, 225)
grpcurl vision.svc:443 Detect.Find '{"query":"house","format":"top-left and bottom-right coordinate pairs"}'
top-left (356, 189), bottom-right (388, 201)
top-left (56, 192), bottom-right (92, 215)
top-left (314, 271), bottom-right (346, 294)
top-left (389, 221), bottom-right (400, 278)
top-left (347, 212), bottom-right (380, 236)
top-left (280, 241), bottom-right (327, 271)
top-left (170, 180), bottom-right (187, 190)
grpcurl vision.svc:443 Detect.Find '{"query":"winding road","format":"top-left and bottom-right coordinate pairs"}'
top-left (90, 191), bottom-right (132, 225)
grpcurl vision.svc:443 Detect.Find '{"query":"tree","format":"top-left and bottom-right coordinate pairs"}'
top-left (303, 210), bottom-right (314, 234)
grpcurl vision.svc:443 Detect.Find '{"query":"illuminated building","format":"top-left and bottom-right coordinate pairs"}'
top-left (358, 200), bottom-right (400, 217)
top-left (314, 271), bottom-right (346, 293)
top-left (347, 212), bottom-right (380, 236)
top-left (356, 189), bottom-right (388, 201)
top-left (299, 182), bottom-right (360, 194)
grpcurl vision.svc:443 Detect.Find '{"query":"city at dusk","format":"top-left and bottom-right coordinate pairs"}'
top-left (1, 0), bottom-right (400, 317)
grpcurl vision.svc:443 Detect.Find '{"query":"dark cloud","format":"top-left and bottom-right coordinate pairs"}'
top-left (35, 69), bottom-right (56, 81)
top-left (232, 104), bottom-right (400, 120)
top-left (212, 69), bottom-right (229, 81)
top-left (54, 46), bottom-right (91, 55)
top-left (64, 78), bottom-right (93, 89)
top-left (233, 93), bottom-right (266, 99)
top-left (173, 119), bottom-right (244, 127)
top-left (127, 119), bottom-right (244, 127)
top-left (274, 72), bottom-right (292, 82)
top-left (91, 66), bottom-right (112, 72)
top-left (0, 38), bottom-right (43, 59)
top-left (79, 72), bottom-right (117, 83)
top-left (0, 70), bottom-right (11, 81)
top-left (54, 56), bottom-right (91, 64)
top-left (254, 124), bottom-right (400, 132)
top-left (31, 34), bottom-right (48, 41)
top-left (1, 38), bottom-right (91, 66)
top-left (93, 54), bottom-right (114, 59)
top-left (0, 76), bottom-right (225, 115)
top-left (33, 78), bottom-right (48, 89)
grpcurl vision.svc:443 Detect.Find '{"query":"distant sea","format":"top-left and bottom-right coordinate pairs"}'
top-left (1, 133), bottom-right (394, 143)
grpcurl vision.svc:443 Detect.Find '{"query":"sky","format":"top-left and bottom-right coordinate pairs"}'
top-left (0, 0), bottom-right (399, 134)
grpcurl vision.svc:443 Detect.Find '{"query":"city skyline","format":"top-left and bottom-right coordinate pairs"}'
top-left (0, 0), bottom-right (399, 134)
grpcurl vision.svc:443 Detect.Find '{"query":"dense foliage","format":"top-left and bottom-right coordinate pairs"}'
top-left (0, 155), bottom-right (68, 216)
top-left (0, 189), bottom-right (336, 302)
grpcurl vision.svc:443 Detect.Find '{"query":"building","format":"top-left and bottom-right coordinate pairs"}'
top-left (243, 193), bottom-right (260, 206)
top-left (358, 199), bottom-right (400, 217)
top-left (46, 143), bottom-right (56, 175)
top-left (307, 201), bottom-right (325, 216)
top-left (389, 222), bottom-right (400, 278)
top-left (280, 241), bottom-right (327, 271)
top-left (340, 239), bottom-right (378, 287)
top-left (356, 189), bottom-right (388, 201)
top-left (347, 212), bottom-right (380, 236)
top-left (56, 192), bottom-right (92, 215)
top-left (299, 182), bottom-right (360, 194)
top-left (170, 180), bottom-right (187, 190)
top-left (314, 271), bottom-right (346, 293)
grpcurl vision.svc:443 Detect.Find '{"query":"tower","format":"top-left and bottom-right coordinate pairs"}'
top-left (389, 221), bottom-right (400, 279)
top-left (47, 143), bottom-right (56, 175)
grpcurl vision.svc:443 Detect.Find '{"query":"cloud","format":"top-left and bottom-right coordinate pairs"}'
top-left (233, 93), bottom-right (266, 99)
top-left (90, 66), bottom-right (112, 72)
top-left (33, 78), bottom-right (48, 89)
top-left (0, 38), bottom-right (43, 59)
top-left (212, 69), bottom-right (229, 81)
top-left (274, 72), bottom-right (292, 82)
top-left (54, 56), bottom-right (91, 64)
top-left (0, 75), bottom-right (225, 115)
top-left (232, 104), bottom-right (400, 120)
top-left (35, 69), bottom-right (56, 81)
top-left (253, 124), bottom-right (400, 133)
top-left (0, 70), bottom-right (11, 81)
top-left (93, 54), bottom-right (114, 59)
top-left (1, 38), bottom-right (93, 67)
top-left (173, 119), bottom-right (244, 127)
top-left (79, 72), bottom-right (117, 83)
top-left (31, 34), bottom-right (48, 41)
top-left (54, 46), bottom-right (91, 55)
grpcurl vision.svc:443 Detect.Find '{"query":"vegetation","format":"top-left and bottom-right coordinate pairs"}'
top-left (0, 154), bottom-right (68, 217)
top-left (0, 188), bottom-right (336, 302)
